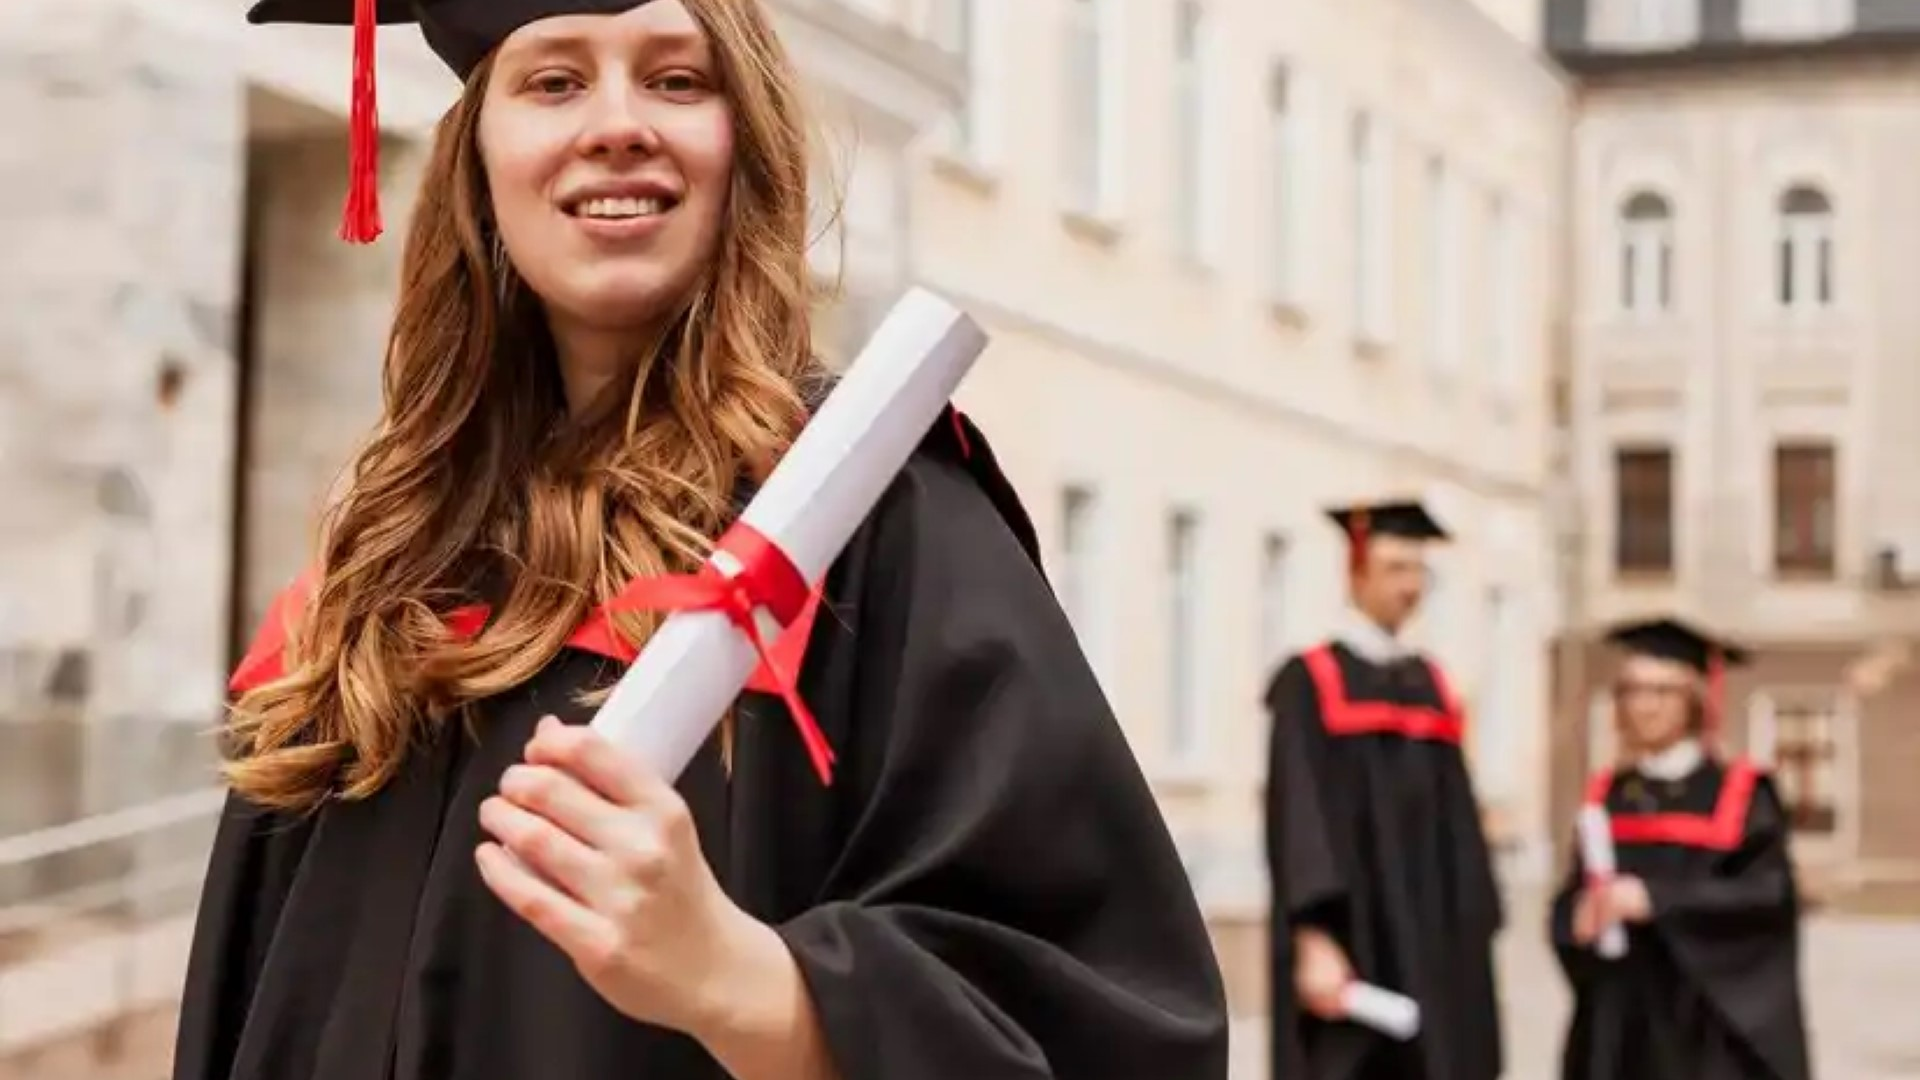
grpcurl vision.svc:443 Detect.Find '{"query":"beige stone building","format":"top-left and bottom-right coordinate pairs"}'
top-left (1547, 0), bottom-right (1920, 914)
top-left (906, 0), bottom-right (1569, 1041)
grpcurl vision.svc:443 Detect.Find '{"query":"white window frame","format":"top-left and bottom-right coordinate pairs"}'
top-left (1061, 0), bottom-right (1125, 221)
top-left (1425, 155), bottom-right (1459, 374)
top-left (1352, 110), bottom-right (1392, 345)
top-left (1166, 508), bottom-right (1205, 767)
top-left (1171, 0), bottom-right (1215, 264)
top-left (1776, 185), bottom-right (1835, 315)
top-left (1618, 190), bottom-right (1675, 320)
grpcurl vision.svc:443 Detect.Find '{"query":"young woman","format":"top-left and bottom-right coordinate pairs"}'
top-left (170, 2), bottom-right (1230, 1078)
top-left (1550, 616), bottom-right (1812, 1080)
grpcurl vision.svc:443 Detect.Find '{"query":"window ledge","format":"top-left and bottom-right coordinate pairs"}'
top-left (1060, 206), bottom-right (1124, 248)
top-left (929, 149), bottom-right (1000, 198)
top-left (1268, 298), bottom-right (1308, 331)
top-left (1354, 335), bottom-right (1392, 362)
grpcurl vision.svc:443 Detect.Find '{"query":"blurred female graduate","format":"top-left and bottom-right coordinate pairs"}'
top-left (168, 2), bottom-right (1228, 1077)
top-left (1550, 616), bottom-right (1813, 1080)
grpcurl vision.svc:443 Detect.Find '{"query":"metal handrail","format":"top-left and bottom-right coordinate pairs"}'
top-left (0, 787), bottom-right (226, 871)
top-left (0, 859), bottom-right (210, 940)
top-left (0, 786), bottom-right (227, 1061)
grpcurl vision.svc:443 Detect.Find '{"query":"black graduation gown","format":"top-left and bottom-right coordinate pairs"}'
top-left (1263, 643), bottom-right (1504, 1080)
top-left (1550, 757), bottom-right (1813, 1080)
top-left (170, 416), bottom-right (1230, 1080)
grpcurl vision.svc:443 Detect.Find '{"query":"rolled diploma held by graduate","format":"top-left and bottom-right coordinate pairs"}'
top-left (1577, 804), bottom-right (1628, 959)
top-left (588, 288), bottom-right (989, 779)
top-left (1341, 981), bottom-right (1420, 1041)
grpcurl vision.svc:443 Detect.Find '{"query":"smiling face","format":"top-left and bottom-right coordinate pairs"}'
top-left (478, 1), bottom-right (735, 338)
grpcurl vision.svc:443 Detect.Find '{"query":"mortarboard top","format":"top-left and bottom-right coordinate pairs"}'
top-left (1602, 615), bottom-right (1750, 676)
top-left (246, 0), bottom-right (663, 243)
top-left (1324, 497), bottom-right (1448, 576)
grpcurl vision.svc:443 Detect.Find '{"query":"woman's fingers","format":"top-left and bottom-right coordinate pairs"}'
top-left (479, 795), bottom-right (626, 907)
top-left (498, 761), bottom-right (631, 853)
top-left (523, 717), bottom-right (674, 810)
top-left (476, 840), bottom-right (619, 963)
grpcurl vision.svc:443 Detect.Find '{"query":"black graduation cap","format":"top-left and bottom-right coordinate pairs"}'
top-left (1603, 614), bottom-right (1749, 745)
top-left (245, 0), bottom-right (662, 242)
top-left (1324, 499), bottom-right (1448, 575)
top-left (1602, 616), bottom-right (1750, 675)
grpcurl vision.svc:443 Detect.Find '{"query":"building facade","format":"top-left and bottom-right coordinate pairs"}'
top-left (906, 0), bottom-right (1569, 1041)
top-left (1548, 0), bottom-right (1920, 912)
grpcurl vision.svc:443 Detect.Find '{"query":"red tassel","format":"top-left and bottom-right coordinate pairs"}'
top-left (342, 0), bottom-right (383, 243)
top-left (1347, 509), bottom-right (1371, 578)
top-left (1705, 647), bottom-right (1726, 752)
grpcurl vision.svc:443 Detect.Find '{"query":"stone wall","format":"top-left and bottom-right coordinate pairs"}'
top-left (0, 0), bottom-right (246, 856)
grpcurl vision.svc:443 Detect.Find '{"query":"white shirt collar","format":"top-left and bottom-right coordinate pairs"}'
top-left (1636, 738), bottom-right (1705, 781)
top-left (1336, 609), bottom-right (1411, 665)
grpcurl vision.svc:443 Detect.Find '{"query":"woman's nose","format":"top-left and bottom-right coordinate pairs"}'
top-left (576, 83), bottom-right (663, 161)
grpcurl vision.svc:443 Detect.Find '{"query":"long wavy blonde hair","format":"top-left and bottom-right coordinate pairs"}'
top-left (224, 0), bottom-right (824, 812)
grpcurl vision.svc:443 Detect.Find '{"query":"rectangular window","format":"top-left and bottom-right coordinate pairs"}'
top-left (1425, 156), bottom-right (1458, 373)
top-left (1475, 586), bottom-right (1519, 800)
top-left (1062, 0), bottom-right (1119, 217)
top-left (1769, 693), bottom-right (1842, 835)
top-left (1592, 0), bottom-right (1702, 48)
top-left (1774, 442), bottom-right (1837, 576)
top-left (1259, 532), bottom-right (1288, 665)
top-left (1059, 485), bottom-right (1101, 654)
top-left (1168, 510), bottom-right (1201, 761)
top-left (1267, 61), bottom-right (1301, 303)
top-left (1614, 446), bottom-right (1675, 574)
top-left (1172, 0), bottom-right (1208, 262)
top-left (938, 0), bottom-right (995, 163)
top-left (1352, 111), bottom-right (1390, 343)
top-left (1742, 0), bottom-right (1853, 40)
top-left (1488, 195), bottom-right (1519, 396)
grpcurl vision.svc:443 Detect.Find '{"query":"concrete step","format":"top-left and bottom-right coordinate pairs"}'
top-left (0, 1003), bottom-right (176, 1080)
top-left (0, 913), bottom-right (194, 1057)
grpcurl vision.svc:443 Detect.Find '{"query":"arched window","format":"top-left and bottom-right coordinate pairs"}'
top-left (1618, 190), bottom-right (1674, 317)
top-left (1777, 185), bottom-right (1835, 311)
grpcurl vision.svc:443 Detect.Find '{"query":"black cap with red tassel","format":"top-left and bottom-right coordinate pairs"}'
top-left (245, 0), bottom-right (664, 244)
top-left (1603, 615), bottom-right (1751, 753)
top-left (1324, 498), bottom-right (1449, 581)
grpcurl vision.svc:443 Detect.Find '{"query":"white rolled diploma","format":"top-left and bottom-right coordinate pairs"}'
top-left (1341, 982), bottom-right (1421, 1041)
top-left (588, 287), bottom-right (989, 779)
top-left (1576, 804), bottom-right (1628, 959)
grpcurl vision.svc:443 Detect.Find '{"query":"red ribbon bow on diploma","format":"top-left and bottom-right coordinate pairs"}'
top-left (602, 520), bottom-right (835, 785)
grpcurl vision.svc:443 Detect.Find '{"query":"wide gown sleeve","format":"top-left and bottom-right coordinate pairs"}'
top-left (772, 453), bottom-right (1231, 1080)
top-left (1264, 659), bottom-right (1346, 933)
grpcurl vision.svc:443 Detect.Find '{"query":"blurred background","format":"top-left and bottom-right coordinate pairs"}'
top-left (4, 0), bottom-right (1920, 1076)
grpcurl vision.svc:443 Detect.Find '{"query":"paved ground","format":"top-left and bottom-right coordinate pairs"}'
top-left (1234, 888), bottom-right (1920, 1080)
